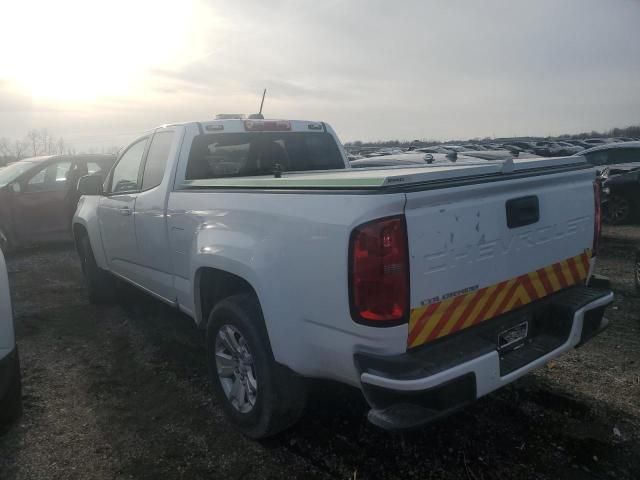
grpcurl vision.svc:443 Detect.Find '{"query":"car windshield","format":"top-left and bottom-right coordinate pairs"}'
top-left (0, 161), bottom-right (37, 187)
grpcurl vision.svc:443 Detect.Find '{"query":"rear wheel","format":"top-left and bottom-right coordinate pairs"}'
top-left (78, 235), bottom-right (115, 304)
top-left (605, 194), bottom-right (633, 224)
top-left (0, 350), bottom-right (22, 427)
top-left (206, 293), bottom-right (307, 438)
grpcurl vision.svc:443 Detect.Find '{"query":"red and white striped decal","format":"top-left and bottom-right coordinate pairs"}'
top-left (407, 249), bottom-right (592, 349)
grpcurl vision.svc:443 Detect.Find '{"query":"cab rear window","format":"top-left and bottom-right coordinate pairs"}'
top-left (185, 132), bottom-right (343, 179)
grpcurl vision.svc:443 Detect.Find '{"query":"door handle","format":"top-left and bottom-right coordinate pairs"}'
top-left (119, 207), bottom-right (132, 216)
top-left (506, 196), bottom-right (539, 228)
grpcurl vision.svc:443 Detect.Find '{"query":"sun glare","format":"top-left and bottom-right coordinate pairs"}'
top-left (0, 0), bottom-right (206, 103)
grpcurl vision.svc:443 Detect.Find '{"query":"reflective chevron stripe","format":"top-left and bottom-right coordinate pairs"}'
top-left (407, 250), bottom-right (592, 349)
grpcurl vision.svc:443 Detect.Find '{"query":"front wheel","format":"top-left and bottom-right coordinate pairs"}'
top-left (206, 294), bottom-right (307, 438)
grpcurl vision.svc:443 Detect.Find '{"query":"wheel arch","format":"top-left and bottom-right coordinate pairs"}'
top-left (194, 266), bottom-right (262, 329)
top-left (72, 222), bottom-right (89, 250)
top-left (72, 214), bottom-right (108, 270)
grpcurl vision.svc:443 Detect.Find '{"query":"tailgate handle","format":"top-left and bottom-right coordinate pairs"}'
top-left (506, 196), bottom-right (539, 228)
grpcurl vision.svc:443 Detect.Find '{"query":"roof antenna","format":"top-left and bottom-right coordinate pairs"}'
top-left (248, 89), bottom-right (266, 119)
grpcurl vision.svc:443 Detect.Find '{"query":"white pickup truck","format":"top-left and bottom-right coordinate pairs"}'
top-left (73, 118), bottom-right (613, 438)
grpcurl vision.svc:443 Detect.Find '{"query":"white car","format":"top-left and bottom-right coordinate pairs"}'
top-left (73, 118), bottom-right (613, 437)
top-left (0, 248), bottom-right (21, 426)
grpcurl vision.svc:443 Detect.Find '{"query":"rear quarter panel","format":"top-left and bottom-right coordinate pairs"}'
top-left (167, 190), bottom-right (408, 386)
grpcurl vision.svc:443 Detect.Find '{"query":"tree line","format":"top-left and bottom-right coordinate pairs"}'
top-left (0, 129), bottom-right (76, 166)
top-left (0, 130), bottom-right (122, 167)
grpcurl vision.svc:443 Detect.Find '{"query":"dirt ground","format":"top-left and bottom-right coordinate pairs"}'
top-left (0, 226), bottom-right (639, 480)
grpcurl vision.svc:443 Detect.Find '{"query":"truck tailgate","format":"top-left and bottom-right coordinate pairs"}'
top-left (405, 166), bottom-right (596, 349)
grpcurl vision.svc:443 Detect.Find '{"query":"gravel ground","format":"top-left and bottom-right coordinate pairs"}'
top-left (0, 226), bottom-right (639, 480)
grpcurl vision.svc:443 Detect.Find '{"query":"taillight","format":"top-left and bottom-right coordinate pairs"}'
top-left (243, 120), bottom-right (291, 131)
top-left (349, 215), bottom-right (409, 325)
top-left (593, 180), bottom-right (602, 255)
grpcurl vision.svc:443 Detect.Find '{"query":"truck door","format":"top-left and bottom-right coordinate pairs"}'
top-left (98, 137), bottom-right (148, 281)
top-left (132, 128), bottom-right (178, 301)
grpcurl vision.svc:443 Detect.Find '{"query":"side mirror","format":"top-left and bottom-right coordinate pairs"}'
top-left (78, 175), bottom-right (104, 196)
top-left (10, 182), bottom-right (21, 194)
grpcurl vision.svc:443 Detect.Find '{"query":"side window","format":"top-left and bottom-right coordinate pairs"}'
top-left (141, 131), bottom-right (175, 191)
top-left (610, 148), bottom-right (640, 164)
top-left (110, 138), bottom-right (147, 193)
top-left (584, 151), bottom-right (610, 166)
top-left (26, 161), bottom-right (72, 192)
top-left (87, 162), bottom-right (102, 175)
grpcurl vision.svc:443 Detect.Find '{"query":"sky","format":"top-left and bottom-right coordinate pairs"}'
top-left (0, 0), bottom-right (639, 150)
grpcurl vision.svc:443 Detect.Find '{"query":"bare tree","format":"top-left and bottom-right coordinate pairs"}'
top-left (56, 137), bottom-right (66, 155)
top-left (13, 140), bottom-right (28, 161)
top-left (0, 138), bottom-right (11, 165)
top-left (38, 129), bottom-right (55, 155)
top-left (26, 129), bottom-right (40, 156)
top-left (0, 138), bottom-right (29, 163)
top-left (0, 137), bottom-right (11, 157)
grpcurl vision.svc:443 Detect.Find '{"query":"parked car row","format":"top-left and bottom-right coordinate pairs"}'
top-left (17, 142), bottom-right (638, 254)
top-left (350, 140), bottom-right (640, 225)
top-left (346, 137), bottom-right (639, 160)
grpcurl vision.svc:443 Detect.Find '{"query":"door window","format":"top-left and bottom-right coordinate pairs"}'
top-left (87, 162), bottom-right (103, 175)
top-left (610, 148), bottom-right (640, 164)
top-left (584, 150), bottom-right (611, 166)
top-left (141, 131), bottom-right (175, 190)
top-left (110, 138), bottom-right (147, 193)
top-left (25, 161), bottom-right (72, 192)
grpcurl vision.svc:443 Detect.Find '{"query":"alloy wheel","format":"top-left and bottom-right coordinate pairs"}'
top-left (215, 324), bottom-right (258, 413)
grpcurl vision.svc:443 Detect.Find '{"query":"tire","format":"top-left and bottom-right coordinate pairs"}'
top-left (78, 235), bottom-right (115, 304)
top-left (0, 350), bottom-right (22, 426)
top-left (206, 293), bottom-right (307, 438)
top-left (604, 194), bottom-right (634, 225)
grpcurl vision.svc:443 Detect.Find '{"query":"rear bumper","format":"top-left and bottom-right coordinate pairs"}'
top-left (355, 286), bottom-right (613, 431)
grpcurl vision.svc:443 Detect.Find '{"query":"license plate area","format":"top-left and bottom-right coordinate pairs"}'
top-left (497, 321), bottom-right (528, 352)
top-left (498, 304), bottom-right (573, 376)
